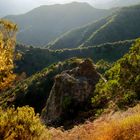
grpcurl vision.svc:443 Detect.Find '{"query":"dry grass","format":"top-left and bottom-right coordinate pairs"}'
top-left (91, 114), bottom-right (140, 140)
top-left (45, 104), bottom-right (140, 140)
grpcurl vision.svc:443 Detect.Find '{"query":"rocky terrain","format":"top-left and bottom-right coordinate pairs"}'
top-left (42, 59), bottom-right (102, 127)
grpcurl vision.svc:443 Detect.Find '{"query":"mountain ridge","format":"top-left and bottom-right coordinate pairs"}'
top-left (96, 0), bottom-right (140, 9)
top-left (5, 2), bottom-right (112, 46)
top-left (48, 4), bottom-right (140, 50)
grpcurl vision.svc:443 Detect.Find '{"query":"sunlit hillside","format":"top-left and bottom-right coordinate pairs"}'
top-left (0, 1), bottom-right (140, 140)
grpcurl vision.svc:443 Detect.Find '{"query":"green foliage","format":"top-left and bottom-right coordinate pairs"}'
top-left (16, 40), bottom-right (133, 76)
top-left (96, 59), bottom-right (112, 74)
top-left (95, 109), bottom-right (104, 117)
top-left (0, 106), bottom-right (46, 140)
top-left (0, 58), bottom-right (83, 113)
top-left (15, 45), bottom-right (58, 76)
top-left (92, 39), bottom-right (140, 109)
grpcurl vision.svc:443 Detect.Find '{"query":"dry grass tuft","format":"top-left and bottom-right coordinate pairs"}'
top-left (46, 104), bottom-right (140, 140)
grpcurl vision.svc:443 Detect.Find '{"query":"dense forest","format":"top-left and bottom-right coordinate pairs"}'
top-left (0, 1), bottom-right (140, 140)
top-left (16, 40), bottom-right (133, 76)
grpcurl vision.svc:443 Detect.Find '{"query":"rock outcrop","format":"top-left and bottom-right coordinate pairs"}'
top-left (41, 59), bottom-right (102, 126)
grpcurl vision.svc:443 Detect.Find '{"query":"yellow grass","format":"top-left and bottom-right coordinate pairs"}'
top-left (92, 114), bottom-right (140, 140)
top-left (46, 104), bottom-right (140, 140)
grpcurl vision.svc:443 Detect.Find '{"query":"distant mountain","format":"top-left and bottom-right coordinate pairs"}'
top-left (4, 2), bottom-right (111, 46)
top-left (96, 0), bottom-right (140, 9)
top-left (47, 18), bottom-right (109, 50)
top-left (48, 4), bottom-right (140, 50)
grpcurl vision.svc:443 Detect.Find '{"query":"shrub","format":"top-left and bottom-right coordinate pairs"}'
top-left (0, 106), bottom-right (46, 140)
top-left (96, 59), bottom-right (112, 74)
top-left (92, 39), bottom-right (140, 109)
top-left (0, 19), bottom-right (18, 92)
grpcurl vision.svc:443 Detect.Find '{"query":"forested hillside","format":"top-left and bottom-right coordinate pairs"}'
top-left (1, 1), bottom-right (140, 140)
top-left (2, 37), bottom-right (140, 139)
top-left (48, 4), bottom-right (140, 50)
top-left (16, 40), bottom-right (133, 76)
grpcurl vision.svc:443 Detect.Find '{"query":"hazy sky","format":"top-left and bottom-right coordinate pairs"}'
top-left (0, 0), bottom-right (113, 17)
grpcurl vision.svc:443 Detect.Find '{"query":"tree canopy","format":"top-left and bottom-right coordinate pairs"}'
top-left (0, 19), bottom-right (18, 91)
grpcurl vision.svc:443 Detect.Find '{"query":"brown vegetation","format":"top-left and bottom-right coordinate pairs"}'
top-left (0, 19), bottom-right (17, 91)
top-left (47, 104), bottom-right (140, 140)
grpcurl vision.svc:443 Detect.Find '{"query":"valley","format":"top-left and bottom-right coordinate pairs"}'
top-left (0, 1), bottom-right (140, 140)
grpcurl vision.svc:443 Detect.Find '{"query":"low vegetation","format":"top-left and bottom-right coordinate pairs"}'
top-left (0, 106), bottom-right (46, 140)
top-left (95, 114), bottom-right (140, 140)
top-left (0, 20), bottom-right (47, 140)
top-left (92, 39), bottom-right (140, 112)
top-left (48, 104), bottom-right (140, 140)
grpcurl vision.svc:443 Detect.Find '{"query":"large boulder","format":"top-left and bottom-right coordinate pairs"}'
top-left (41, 59), bottom-right (102, 126)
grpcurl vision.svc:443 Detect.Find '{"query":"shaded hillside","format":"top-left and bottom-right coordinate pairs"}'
top-left (0, 58), bottom-right (83, 113)
top-left (2, 39), bottom-right (140, 130)
top-left (16, 40), bottom-right (133, 76)
top-left (47, 18), bottom-right (109, 50)
top-left (110, 0), bottom-right (140, 8)
top-left (5, 2), bottom-right (111, 46)
top-left (96, 0), bottom-right (140, 9)
top-left (84, 5), bottom-right (140, 47)
top-left (48, 4), bottom-right (140, 50)
top-left (41, 59), bottom-right (101, 127)
top-left (0, 58), bottom-right (102, 128)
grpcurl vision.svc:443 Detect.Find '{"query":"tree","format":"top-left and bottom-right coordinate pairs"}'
top-left (0, 19), bottom-right (18, 91)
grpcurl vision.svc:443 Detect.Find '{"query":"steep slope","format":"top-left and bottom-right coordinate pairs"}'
top-left (5, 2), bottom-right (111, 46)
top-left (1, 39), bottom-right (140, 130)
top-left (111, 0), bottom-right (140, 7)
top-left (92, 39), bottom-right (140, 111)
top-left (47, 18), bottom-right (109, 50)
top-left (48, 104), bottom-right (140, 140)
top-left (84, 5), bottom-right (140, 47)
top-left (0, 58), bottom-right (102, 128)
top-left (0, 58), bottom-right (84, 113)
top-left (16, 40), bottom-right (133, 76)
top-left (96, 0), bottom-right (140, 9)
top-left (48, 4), bottom-right (140, 50)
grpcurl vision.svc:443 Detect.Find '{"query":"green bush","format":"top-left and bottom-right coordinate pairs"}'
top-left (96, 59), bottom-right (112, 74)
top-left (92, 38), bottom-right (140, 110)
top-left (0, 106), bottom-right (46, 140)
